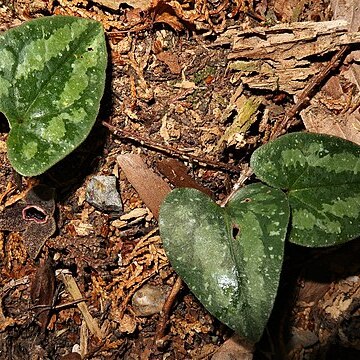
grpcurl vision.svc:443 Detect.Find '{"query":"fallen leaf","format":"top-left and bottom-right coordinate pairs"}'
top-left (120, 0), bottom-right (152, 10)
top-left (301, 0), bottom-right (360, 144)
top-left (301, 102), bottom-right (360, 144)
top-left (156, 51), bottom-right (182, 74)
top-left (0, 185), bottom-right (56, 258)
top-left (30, 258), bottom-right (56, 331)
top-left (117, 154), bottom-right (171, 219)
top-left (157, 158), bottom-right (213, 198)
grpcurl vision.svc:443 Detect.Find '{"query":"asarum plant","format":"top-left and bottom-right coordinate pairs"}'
top-left (0, 16), bottom-right (107, 176)
top-left (0, 14), bottom-right (359, 347)
top-left (159, 133), bottom-right (360, 343)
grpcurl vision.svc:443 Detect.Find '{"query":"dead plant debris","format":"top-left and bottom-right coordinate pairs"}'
top-left (0, 0), bottom-right (359, 359)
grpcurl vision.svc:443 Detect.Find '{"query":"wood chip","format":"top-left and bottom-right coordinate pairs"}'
top-left (120, 208), bottom-right (148, 220)
top-left (59, 272), bottom-right (104, 340)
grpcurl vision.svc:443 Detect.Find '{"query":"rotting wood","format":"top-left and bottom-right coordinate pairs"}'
top-left (213, 20), bottom-right (360, 94)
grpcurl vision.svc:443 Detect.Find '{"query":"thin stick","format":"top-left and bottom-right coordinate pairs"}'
top-left (102, 121), bottom-right (241, 173)
top-left (155, 276), bottom-right (183, 348)
top-left (270, 45), bottom-right (350, 139)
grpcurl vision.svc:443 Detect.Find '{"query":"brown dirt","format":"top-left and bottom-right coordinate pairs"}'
top-left (0, 1), bottom-right (359, 359)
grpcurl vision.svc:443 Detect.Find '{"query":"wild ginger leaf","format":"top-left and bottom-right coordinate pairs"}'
top-left (0, 16), bottom-right (107, 176)
top-left (159, 183), bottom-right (289, 342)
top-left (251, 132), bottom-right (360, 247)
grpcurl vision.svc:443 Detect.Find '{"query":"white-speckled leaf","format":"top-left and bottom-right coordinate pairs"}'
top-left (159, 183), bottom-right (289, 342)
top-left (0, 16), bottom-right (107, 176)
top-left (251, 132), bottom-right (360, 247)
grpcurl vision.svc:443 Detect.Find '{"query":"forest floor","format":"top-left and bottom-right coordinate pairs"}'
top-left (0, 0), bottom-right (359, 359)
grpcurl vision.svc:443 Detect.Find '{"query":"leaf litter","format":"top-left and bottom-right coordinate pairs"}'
top-left (0, 0), bottom-right (359, 359)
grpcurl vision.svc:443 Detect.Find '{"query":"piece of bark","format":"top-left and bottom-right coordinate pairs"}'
top-left (117, 154), bottom-right (171, 220)
top-left (213, 20), bottom-right (360, 94)
top-left (157, 159), bottom-right (213, 198)
top-left (228, 20), bottom-right (359, 60)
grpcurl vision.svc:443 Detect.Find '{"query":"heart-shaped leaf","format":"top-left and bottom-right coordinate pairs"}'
top-left (0, 16), bottom-right (107, 176)
top-left (159, 183), bottom-right (289, 342)
top-left (251, 132), bottom-right (360, 247)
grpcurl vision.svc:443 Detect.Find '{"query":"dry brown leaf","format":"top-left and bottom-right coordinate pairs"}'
top-left (120, 0), bottom-right (152, 10)
top-left (117, 154), bottom-right (171, 219)
top-left (30, 258), bottom-right (56, 331)
top-left (211, 334), bottom-right (254, 360)
top-left (301, 101), bottom-right (360, 144)
top-left (156, 51), bottom-right (182, 74)
top-left (273, 0), bottom-right (306, 22)
top-left (91, 0), bottom-right (121, 10)
top-left (300, 0), bottom-right (360, 144)
top-left (157, 158), bottom-right (214, 198)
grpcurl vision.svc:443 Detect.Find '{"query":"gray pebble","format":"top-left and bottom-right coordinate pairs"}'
top-left (86, 175), bottom-right (123, 213)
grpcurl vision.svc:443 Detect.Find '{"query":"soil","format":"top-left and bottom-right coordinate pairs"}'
top-left (0, 1), bottom-right (359, 359)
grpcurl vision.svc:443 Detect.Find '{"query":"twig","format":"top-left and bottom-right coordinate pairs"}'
top-left (270, 45), bottom-right (350, 139)
top-left (155, 276), bottom-right (183, 348)
top-left (102, 121), bottom-right (241, 173)
top-left (31, 298), bottom-right (87, 314)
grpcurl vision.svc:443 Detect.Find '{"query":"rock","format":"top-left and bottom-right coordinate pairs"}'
top-left (86, 176), bottom-right (123, 213)
top-left (132, 284), bottom-right (168, 316)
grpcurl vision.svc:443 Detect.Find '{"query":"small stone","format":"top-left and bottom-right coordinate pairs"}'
top-left (86, 176), bottom-right (123, 213)
top-left (132, 284), bottom-right (169, 316)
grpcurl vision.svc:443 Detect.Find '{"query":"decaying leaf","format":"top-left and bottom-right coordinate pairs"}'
top-left (157, 158), bottom-right (213, 198)
top-left (117, 154), bottom-right (171, 219)
top-left (0, 185), bottom-right (56, 258)
top-left (30, 258), bottom-right (56, 331)
top-left (301, 102), bottom-right (360, 145)
top-left (300, 0), bottom-right (360, 144)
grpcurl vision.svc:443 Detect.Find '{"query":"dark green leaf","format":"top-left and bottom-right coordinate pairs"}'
top-left (251, 132), bottom-right (360, 246)
top-left (159, 183), bottom-right (289, 342)
top-left (0, 16), bottom-right (107, 176)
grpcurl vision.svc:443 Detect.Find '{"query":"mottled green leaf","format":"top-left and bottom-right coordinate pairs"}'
top-left (159, 183), bottom-right (289, 342)
top-left (251, 132), bottom-right (360, 247)
top-left (0, 16), bottom-right (107, 176)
